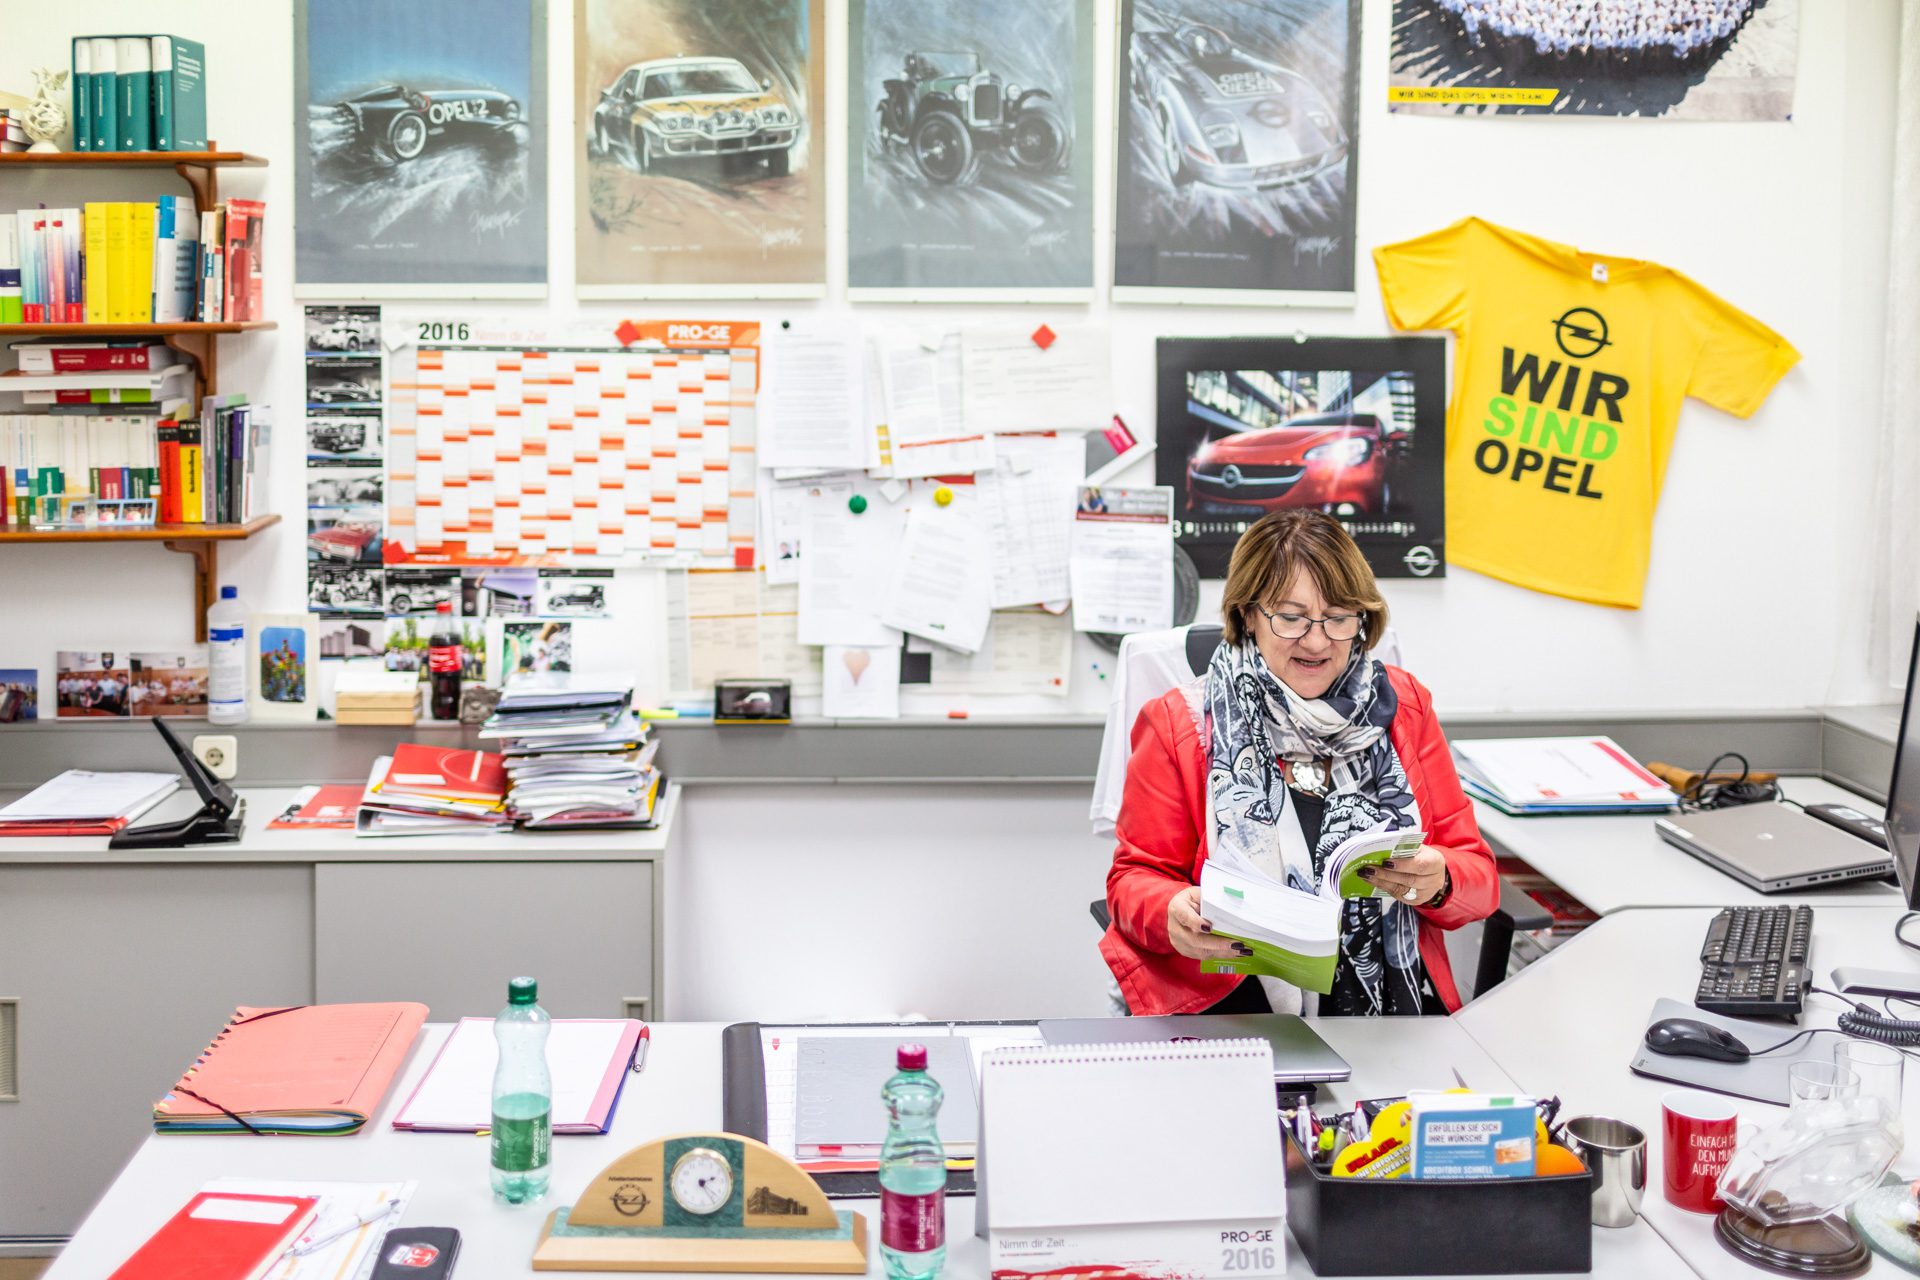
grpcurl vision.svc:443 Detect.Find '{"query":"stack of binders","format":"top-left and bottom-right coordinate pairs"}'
top-left (481, 678), bottom-right (664, 829)
top-left (355, 743), bottom-right (510, 837)
top-left (1452, 735), bottom-right (1679, 816)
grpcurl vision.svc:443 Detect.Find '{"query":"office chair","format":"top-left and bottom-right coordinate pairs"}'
top-left (1087, 624), bottom-right (1552, 1005)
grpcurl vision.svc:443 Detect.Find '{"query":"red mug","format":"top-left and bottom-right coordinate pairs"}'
top-left (1663, 1089), bottom-right (1739, 1213)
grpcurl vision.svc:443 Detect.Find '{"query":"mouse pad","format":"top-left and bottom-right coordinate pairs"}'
top-left (1628, 997), bottom-right (1845, 1105)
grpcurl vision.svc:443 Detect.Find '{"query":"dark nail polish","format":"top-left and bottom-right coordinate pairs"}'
top-left (1358, 867), bottom-right (1376, 881)
top-left (1199, 923), bottom-right (1212, 934)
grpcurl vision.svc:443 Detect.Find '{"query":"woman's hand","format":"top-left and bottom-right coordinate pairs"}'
top-left (1362, 845), bottom-right (1450, 907)
top-left (1166, 885), bottom-right (1254, 962)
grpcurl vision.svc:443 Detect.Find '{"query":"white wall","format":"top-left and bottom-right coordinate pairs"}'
top-left (0, 0), bottom-right (1901, 718)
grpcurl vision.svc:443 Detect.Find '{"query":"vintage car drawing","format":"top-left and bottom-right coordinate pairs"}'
top-left (1129, 5), bottom-right (1347, 190)
top-left (308, 379), bottom-right (377, 405)
top-left (384, 583), bottom-right (454, 615)
top-left (1186, 411), bottom-right (1408, 518)
top-left (332, 83), bottom-right (522, 163)
top-left (307, 522), bottom-right (381, 562)
top-left (310, 576), bottom-right (381, 613)
top-left (309, 316), bottom-right (375, 351)
top-left (543, 585), bottom-right (606, 614)
top-left (588, 57), bottom-right (800, 177)
top-left (308, 420), bottom-right (370, 454)
top-left (875, 51), bottom-right (1070, 185)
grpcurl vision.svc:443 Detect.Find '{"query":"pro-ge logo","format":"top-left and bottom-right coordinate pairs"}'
top-left (1403, 546), bottom-right (1438, 576)
top-left (1552, 307), bottom-right (1611, 360)
top-left (668, 323), bottom-right (732, 345)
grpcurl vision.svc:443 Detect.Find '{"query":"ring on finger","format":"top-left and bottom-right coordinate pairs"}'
top-left (1403, 886), bottom-right (1421, 902)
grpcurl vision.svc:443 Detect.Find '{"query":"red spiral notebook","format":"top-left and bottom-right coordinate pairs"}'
top-left (108, 1191), bottom-right (318, 1280)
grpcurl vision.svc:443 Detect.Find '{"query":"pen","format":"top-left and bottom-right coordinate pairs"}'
top-left (632, 1024), bottom-right (650, 1074)
top-left (290, 1198), bottom-right (400, 1256)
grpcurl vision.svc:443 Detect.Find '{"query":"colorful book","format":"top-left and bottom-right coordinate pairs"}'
top-left (115, 36), bottom-right (152, 151)
top-left (198, 206), bottom-right (224, 321)
top-left (82, 201), bottom-right (108, 323)
top-left (0, 214), bottom-right (20, 324)
top-left (127, 201), bottom-right (156, 322)
top-left (222, 199), bottom-right (263, 322)
top-left (152, 195), bottom-right (197, 322)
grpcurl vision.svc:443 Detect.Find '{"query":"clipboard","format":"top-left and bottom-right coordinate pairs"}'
top-left (722, 1019), bottom-right (1041, 1199)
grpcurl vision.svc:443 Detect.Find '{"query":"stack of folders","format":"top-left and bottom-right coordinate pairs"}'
top-left (0, 769), bottom-right (178, 836)
top-left (794, 1037), bottom-right (979, 1172)
top-left (1452, 735), bottom-right (1679, 816)
top-left (481, 677), bottom-right (665, 829)
top-left (356, 743), bottom-right (510, 837)
top-left (153, 1002), bottom-right (427, 1135)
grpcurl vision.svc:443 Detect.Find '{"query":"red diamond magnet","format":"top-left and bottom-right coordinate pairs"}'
top-left (1030, 324), bottom-right (1056, 351)
top-left (615, 319), bottom-right (642, 346)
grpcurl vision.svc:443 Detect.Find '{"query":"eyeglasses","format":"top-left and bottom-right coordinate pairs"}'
top-left (1253, 604), bottom-right (1364, 642)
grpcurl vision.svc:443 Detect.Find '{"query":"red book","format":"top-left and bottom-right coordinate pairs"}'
top-left (156, 418), bottom-right (180, 523)
top-left (381, 743), bottom-right (508, 804)
top-left (268, 784), bottom-right (362, 830)
top-left (223, 199), bottom-right (265, 323)
top-left (24, 344), bottom-right (177, 373)
top-left (107, 1191), bottom-right (318, 1280)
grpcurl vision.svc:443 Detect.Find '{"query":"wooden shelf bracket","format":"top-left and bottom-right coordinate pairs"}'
top-left (161, 539), bottom-right (219, 643)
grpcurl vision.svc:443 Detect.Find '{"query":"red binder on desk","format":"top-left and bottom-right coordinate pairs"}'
top-left (108, 1191), bottom-right (318, 1280)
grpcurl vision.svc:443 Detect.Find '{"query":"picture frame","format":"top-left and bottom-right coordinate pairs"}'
top-left (250, 613), bottom-right (320, 722)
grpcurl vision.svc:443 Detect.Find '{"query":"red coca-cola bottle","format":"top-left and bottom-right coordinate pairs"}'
top-left (428, 600), bottom-right (463, 721)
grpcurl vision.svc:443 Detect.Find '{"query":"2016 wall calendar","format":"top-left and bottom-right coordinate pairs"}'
top-left (385, 321), bottom-right (760, 567)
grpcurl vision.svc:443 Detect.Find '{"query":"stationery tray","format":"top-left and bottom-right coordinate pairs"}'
top-left (1283, 1131), bottom-right (1593, 1276)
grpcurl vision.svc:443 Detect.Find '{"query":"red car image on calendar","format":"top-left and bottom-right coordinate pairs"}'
top-left (1159, 336), bottom-right (1447, 579)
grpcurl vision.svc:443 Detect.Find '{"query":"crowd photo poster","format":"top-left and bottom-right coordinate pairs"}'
top-left (847, 0), bottom-right (1096, 299)
top-left (574, 0), bottom-right (827, 298)
top-left (294, 0), bottom-right (548, 295)
top-left (1113, 0), bottom-right (1360, 303)
top-left (1388, 0), bottom-right (1798, 120)
top-left (1156, 337), bottom-right (1448, 581)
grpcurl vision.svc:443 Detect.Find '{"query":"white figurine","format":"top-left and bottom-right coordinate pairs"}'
top-left (24, 67), bottom-right (70, 153)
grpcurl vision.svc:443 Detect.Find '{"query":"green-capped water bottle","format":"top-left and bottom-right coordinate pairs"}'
top-left (878, 1043), bottom-right (946, 1280)
top-left (490, 976), bottom-right (552, 1204)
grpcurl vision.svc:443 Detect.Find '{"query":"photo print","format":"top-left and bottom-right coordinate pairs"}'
top-left (384, 568), bottom-right (461, 617)
top-left (295, 0), bottom-right (548, 293)
top-left (847, 0), bottom-right (1095, 295)
top-left (318, 615), bottom-right (382, 660)
top-left (309, 565), bottom-right (386, 615)
top-left (1156, 336), bottom-right (1448, 579)
top-left (56, 651), bottom-right (131, 718)
top-left (0, 668), bottom-right (39, 722)
top-left (537, 569), bottom-right (613, 618)
top-left (306, 414), bottom-right (383, 466)
top-left (305, 357), bottom-right (382, 409)
top-left (250, 615), bottom-right (319, 721)
top-left (130, 649), bottom-right (210, 717)
top-left (1114, 0), bottom-right (1360, 299)
top-left (304, 304), bottom-right (382, 353)
top-left (501, 620), bottom-right (573, 676)
top-left (462, 567), bottom-right (538, 617)
top-left (575, 0), bottom-right (827, 296)
top-left (1387, 0), bottom-right (1798, 119)
top-left (385, 615), bottom-right (487, 678)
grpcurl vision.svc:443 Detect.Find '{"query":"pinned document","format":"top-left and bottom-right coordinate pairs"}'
top-left (1069, 485), bottom-right (1174, 634)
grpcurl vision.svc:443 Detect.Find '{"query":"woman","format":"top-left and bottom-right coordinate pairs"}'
top-left (1101, 510), bottom-right (1497, 1017)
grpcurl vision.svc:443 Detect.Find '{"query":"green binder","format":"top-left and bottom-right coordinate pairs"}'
top-left (149, 36), bottom-right (207, 152)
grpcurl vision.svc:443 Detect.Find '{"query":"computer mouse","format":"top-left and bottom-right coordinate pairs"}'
top-left (1644, 1017), bottom-right (1751, 1063)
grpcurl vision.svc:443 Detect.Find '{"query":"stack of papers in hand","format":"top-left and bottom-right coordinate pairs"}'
top-left (483, 677), bottom-right (665, 829)
top-left (1199, 823), bottom-right (1427, 994)
top-left (356, 744), bottom-right (510, 838)
top-left (0, 769), bottom-right (179, 836)
top-left (1453, 736), bottom-right (1678, 816)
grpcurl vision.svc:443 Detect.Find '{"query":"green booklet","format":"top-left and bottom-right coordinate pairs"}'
top-left (1198, 825), bottom-right (1427, 993)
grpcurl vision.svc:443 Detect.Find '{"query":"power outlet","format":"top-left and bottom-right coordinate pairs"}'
top-left (192, 734), bottom-right (239, 780)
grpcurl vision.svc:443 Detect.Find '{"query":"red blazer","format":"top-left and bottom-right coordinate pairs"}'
top-left (1100, 665), bottom-right (1497, 1017)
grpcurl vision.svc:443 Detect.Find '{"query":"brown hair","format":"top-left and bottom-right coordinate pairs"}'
top-left (1219, 511), bottom-right (1388, 649)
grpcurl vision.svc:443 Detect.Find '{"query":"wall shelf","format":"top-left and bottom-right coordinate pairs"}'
top-left (0, 321), bottom-right (276, 337)
top-left (0, 516), bottom-right (281, 642)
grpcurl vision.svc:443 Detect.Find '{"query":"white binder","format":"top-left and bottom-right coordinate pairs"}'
top-left (976, 1038), bottom-right (1286, 1278)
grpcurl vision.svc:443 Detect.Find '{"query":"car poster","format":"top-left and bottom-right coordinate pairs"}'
top-left (848, 0), bottom-right (1096, 298)
top-left (1114, 0), bottom-right (1359, 303)
top-left (1156, 337), bottom-right (1447, 580)
top-left (1387, 0), bottom-right (1797, 120)
top-left (574, 0), bottom-right (827, 298)
top-left (294, 0), bottom-right (548, 295)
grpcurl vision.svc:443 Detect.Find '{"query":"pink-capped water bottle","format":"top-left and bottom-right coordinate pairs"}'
top-left (878, 1043), bottom-right (946, 1280)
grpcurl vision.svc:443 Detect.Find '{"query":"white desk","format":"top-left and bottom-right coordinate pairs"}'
top-left (0, 785), bottom-right (678, 1240)
top-left (1473, 777), bottom-right (1898, 913)
top-left (1459, 905), bottom-right (1920, 1277)
top-left (48, 1017), bottom-right (1685, 1279)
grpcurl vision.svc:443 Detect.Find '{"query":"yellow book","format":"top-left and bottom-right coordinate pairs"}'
top-left (82, 202), bottom-right (109, 324)
top-left (127, 201), bottom-right (157, 324)
top-left (103, 203), bottom-right (131, 325)
top-left (177, 419), bottom-right (203, 524)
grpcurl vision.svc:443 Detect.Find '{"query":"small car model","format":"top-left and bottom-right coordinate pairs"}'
top-left (589, 57), bottom-right (800, 177)
top-left (876, 51), bottom-right (1069, 185)
top-left (309, 379), bottom-right (376, 405)
top-left (1128, 4), bottom-right (1347, 190)
top-left (544, 585), bottom-right (606, 614)
top-left (308, 420), bottom-right (369, 454)
top-left (333, 83), bottom-right (522, 163)
top-left (1185, 411), bottom-right (1408, 518)
top-left (307, 522), bottom-right (381, 562)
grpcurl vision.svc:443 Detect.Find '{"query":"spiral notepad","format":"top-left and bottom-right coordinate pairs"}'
top-left (152, 1002), bottom-right (427, 1135)
top-left (978, 1038), bottom-right (1287, 1277)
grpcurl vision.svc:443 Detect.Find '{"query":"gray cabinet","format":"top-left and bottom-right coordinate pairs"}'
top-left (314, 861), bottom-right (654, 1019)
top-left (0, 864), bottom-right (312, 1238)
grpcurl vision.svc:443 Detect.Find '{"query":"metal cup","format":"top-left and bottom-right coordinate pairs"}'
top-left (1565, 1115), bottom-right (1647, 1227)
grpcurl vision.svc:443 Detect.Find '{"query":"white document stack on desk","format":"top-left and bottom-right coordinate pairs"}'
top-left (482, 678), bottom-right (663, 829)
top-left (1453, 736), bottom-right (1679, 816)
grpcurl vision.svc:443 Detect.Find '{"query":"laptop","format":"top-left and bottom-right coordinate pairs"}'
top-left (1655, 803), bottom-right (1894, 892)
top-left (1037, 1014), bottom-right (1351, 1084)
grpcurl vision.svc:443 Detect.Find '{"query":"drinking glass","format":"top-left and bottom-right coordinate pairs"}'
top-left (1834, 1041), bottom-right (1905, 1145)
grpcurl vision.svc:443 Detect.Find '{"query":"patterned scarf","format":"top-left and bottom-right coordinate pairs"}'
top-left (1202, 638), bottom-right (1427, 1015)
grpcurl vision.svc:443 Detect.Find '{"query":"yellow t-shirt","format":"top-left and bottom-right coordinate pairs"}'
top-left (1374, 217), bottom-right (1798, 608)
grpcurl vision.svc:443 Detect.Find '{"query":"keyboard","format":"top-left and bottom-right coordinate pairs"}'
top-left (1695, 905), bottom-right (1813, 1018)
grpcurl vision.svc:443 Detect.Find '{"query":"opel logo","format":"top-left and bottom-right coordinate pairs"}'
top-left (1219, 464), bottom-right (1243, 490)
top-left (1403, 546), bottom-right (1438, 576)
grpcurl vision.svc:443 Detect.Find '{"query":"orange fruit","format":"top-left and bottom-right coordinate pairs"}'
top-left (1536, 1143), bottom-right (1587, 1176)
